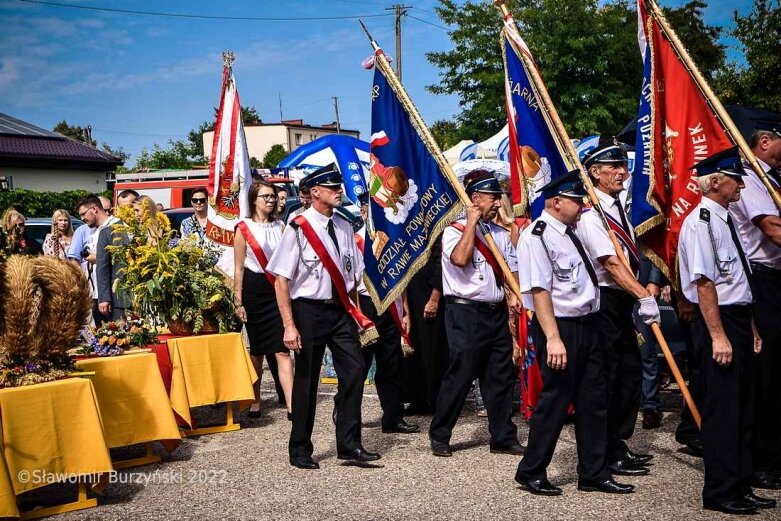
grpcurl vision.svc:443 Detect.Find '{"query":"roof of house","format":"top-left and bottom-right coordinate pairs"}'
top-left (0, 113), bottom-right (122, 170)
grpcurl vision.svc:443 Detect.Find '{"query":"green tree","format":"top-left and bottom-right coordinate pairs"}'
top-left (426, 1), bottom-right (726, 138)
top-left (716, 0), bottom-right (781, 112)
top-left (135, 140), bottom-right (194, 170)
top-left (430, 119), bottom-right (464, 149)
top-left (261, 144), bottom-right (287, 168)
top-left (187, 106), bottom-right (262, 162)
top-left (53, 120), bottom-right (96, 146)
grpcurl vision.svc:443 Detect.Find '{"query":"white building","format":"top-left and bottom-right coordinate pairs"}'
top-left (202, 119), bottom-right (359, 163)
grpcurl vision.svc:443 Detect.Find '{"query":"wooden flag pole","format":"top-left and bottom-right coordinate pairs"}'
top-left (360, 20), bottom-right (523, 300)
top-left (495, 0), bottom-right (701, 428)
top-left (647, 0), bottom-right (781, 212)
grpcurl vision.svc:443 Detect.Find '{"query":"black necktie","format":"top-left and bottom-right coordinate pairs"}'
top-left (726, 214), bottom-right (752, 279)
top-left (326, 219), bottom-right (340, 301)
top-left (565, 227), bottom-right (599, 287)
top-left (615, 197), bottom-right (640, 274)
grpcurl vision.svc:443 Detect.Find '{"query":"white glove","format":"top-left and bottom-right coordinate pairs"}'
top-left (638, 295), bottom-right (661, 325)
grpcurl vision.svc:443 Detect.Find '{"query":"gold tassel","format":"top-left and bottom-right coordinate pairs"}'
top-left (359, 325), bottom-right (379, 347)
top-left (401, 341), bottom-right (414, 358)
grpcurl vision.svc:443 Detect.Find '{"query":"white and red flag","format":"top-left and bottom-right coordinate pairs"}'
top-left (206, 52), bottom-right (252, 274)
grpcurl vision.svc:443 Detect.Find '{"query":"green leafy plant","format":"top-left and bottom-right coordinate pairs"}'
top-left (108, 206), bottom-right (239, 334)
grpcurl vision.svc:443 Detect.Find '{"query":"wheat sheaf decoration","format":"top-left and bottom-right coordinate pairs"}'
top-left (0, 255), bottom-right (91, 386)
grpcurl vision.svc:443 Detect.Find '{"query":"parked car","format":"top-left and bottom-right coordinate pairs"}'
top-left (162, 207), bottom-right (195, 234)
top-left (25, 217), bottom-right (84, 251)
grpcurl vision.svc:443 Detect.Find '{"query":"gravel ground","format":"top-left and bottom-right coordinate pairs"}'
top-left (21, 380), bottom-right (780, 521)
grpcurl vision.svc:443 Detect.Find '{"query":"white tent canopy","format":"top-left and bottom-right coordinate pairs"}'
top-left (443, 139), bottom-right (474, 165)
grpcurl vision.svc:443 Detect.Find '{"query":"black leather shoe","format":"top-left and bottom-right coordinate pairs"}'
top-left (742, 491), bottom-right (777, 509)
top-left (382, 420), bottom-right (420, 434)
top-left (609, 459), bottom-right (650, 476)
top-left (490, 443), bottom-right (526, 456)
top-left (515, 474), bottom-right (562, 496)
top-left (642, 409), bottom-right (661, 429)
top-left (675, 434), bottom-right (704, 458)
top-left (703, 499), bottom-right (758, 515)
top-left (337, 448), bottom-right (381, 463)
top-left (578, 478), bottom-right (635, 494)
top-left (290, 456), bottom-right (319, 470)
top-left (753, 471), bottom-right (781, 490)
top-left (624, 449), bottom-right (653, 465)
top-left (431, 439), bottom-right (453, 457)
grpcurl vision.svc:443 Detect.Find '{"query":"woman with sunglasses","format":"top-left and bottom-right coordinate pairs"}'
top-left (233, 180), bottom-right (293, 419)
top-left (180, 188), bottom-right (209, 243)
top-left (1, 208), bottom-right (42, 255)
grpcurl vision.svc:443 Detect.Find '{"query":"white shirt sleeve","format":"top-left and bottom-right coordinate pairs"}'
top-left (576, 210), bottom-right (616, 259)
top-left (733, 173), bottom-right (777, 222)
top-left (520, 235), bottom-right (552, 292)
top-left (501, 229), bottom-right (518, 273)
top-left (441, 225), bottom-right (461, 262)
top-left (687, 219), bottom-right (717, 283)
top-left (266, 225), bottom-right (299, 280)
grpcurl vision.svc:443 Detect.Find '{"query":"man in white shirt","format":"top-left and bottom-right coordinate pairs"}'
top-left (576, 140), bottom-right (661, 477)
top-left (429, 170), bottom-right (523, 458)
top-left (515, 170), bottom-right (633, 496)
top-left (728, 119), bottom-right (781, 491)
top-left (267, 164), bottom-right (378, 470)
top-left (678, 147), bottom-right (774, 515)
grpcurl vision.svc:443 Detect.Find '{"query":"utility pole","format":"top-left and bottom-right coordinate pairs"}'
top-left (278, 92), bottom-right (283, 121)
top-left (385, 4), bottom-right (411, 82)
top-left (332, 97), bottom-right (341, 134)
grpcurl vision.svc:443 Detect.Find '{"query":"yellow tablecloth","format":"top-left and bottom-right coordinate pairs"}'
top-left (75, 353), bottom-right (182, 450)
top-left (167, 333), bottom-right (258, 428)
top-left (0, 378), bottom-right (113, 513)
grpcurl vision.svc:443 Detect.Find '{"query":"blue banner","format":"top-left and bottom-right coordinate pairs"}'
top-left (504, 34), bottom-right (568, 218)
top-left (363, 67), bottom-right (462, 312)
top-left (630, 37), bottom-right (655, 228)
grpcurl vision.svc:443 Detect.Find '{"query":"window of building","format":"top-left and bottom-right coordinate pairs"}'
top-left (310, 134), bottom-right (317, 141)
top-left (295, 133), bottom-right (302, 145)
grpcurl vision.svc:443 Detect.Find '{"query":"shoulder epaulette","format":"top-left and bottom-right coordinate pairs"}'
top-left (699, 207), bottom-right (710, 222)
top-left (531, 221), bottom-right (547, 237)
top-left (333, 211), bottom-right (350, 223)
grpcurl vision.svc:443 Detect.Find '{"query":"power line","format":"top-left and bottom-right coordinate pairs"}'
top-left (407, 14), bottom-right (448, 31)
top-left (16, 0), bottom-right (393, 21)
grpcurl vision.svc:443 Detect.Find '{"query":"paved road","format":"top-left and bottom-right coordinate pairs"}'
top-left (23, 381), bottom-right (779, 520)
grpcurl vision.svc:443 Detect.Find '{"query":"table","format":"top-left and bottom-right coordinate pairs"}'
top-left (166, 333), bottom-right (258, 436)
top-left (75, 352), bottom-right (182, 468)
top-left (0, 378), bottom-right (113, 519)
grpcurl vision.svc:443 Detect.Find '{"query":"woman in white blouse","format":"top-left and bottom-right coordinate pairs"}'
top-left (43, 209), bottom-right (74, 258)
top-left (233, 180), bottom-right (293, 419)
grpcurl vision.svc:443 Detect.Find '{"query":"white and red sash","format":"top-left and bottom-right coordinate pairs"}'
top-left (603, 213), bottom-right (640, 272)
top-left (355, 231), bottom-right (413, 349)
top-left (236, 221), bottom-right (276, 286)
top-left (450, 221), bottom-right (504, 286)
top-left (293, 215), bottom-right (375, 334)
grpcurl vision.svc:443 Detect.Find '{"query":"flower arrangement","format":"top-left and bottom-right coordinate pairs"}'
top-left (0, 356), bottom-right (75, 387)
top-left (75, 316), bottom-right (159, 357)
top-left (108, 205), bottom-right (239, 334)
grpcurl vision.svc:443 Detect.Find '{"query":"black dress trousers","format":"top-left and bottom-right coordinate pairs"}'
top-left (692, 304), bottom-right (754, 504)
top-left (597, 287), bottom-right (643, 462)
top-left (359, 295), bottom-right (404, 428)
top-left (429, 300), bottom-right (518, 447)
top-left (749, 265), bottom-right (781, 473)
top-left (289, 300), bottom-right (365, 458)
top-left (517, 314), bottom-right (610, 482)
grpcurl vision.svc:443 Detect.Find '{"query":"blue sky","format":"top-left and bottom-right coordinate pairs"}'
top-left (0, 0), bottom-right (753, 167)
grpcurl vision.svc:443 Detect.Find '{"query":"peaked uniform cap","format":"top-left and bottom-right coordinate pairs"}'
top-left (583, 138), bottom-right (629, 169)
top-left (464, 169), bottom-right (504, 195)
top-left (301, 163), bottom-right (343, 189)
top-left (689, 146), bottom-right (746, 177)
top-left (538, 169), bottom-right (588, 199)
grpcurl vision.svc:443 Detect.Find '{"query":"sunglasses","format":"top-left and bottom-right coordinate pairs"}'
top-left (191, 197), bottom-right (207, 204)
top-left (78, 206), bottom-right (96, 218)
top-left (257, 194), bottom-right (278, 201)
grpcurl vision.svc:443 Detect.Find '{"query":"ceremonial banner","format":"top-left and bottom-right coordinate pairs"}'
top-left (364, 64), bottom-right (462, 312)
top-left (501, 27), bottom-right (569, 218)
top-left (206, 58), bottom-right (252, 258)
top-left (632, 0), bottom-right (732, 282)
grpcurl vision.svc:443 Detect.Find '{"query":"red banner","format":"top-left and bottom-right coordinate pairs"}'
top-left (636, 4), bottom-right (732, 283)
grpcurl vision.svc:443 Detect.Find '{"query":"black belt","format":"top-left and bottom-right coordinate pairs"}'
top-left (445, 296), bottom-right (505, 310)
top-left (750, 262), bottom-right (781, 275)
top-left (294, 297), bottom-right (340, 306)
